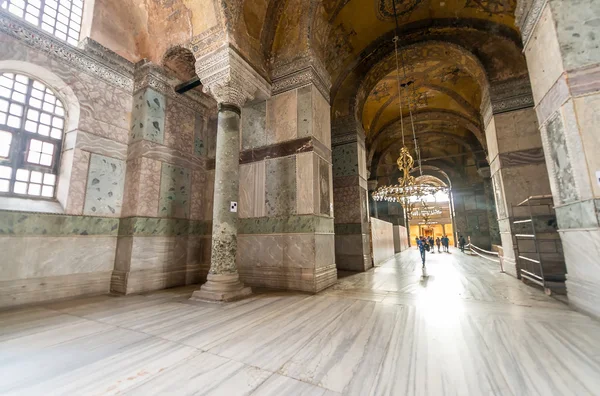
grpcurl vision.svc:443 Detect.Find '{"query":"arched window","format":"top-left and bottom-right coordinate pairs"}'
top-left (1, 0), bottom-right (83, 45)
top-left (0, 72), bottom-right (64, 198)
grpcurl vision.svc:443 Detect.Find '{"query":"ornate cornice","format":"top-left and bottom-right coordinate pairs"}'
top-left (134, 61), bottom-right (214, 116)
top-left (489, 77), bottom-right (535, 114)
top-left (515, 0), bottom-right (548, 48)
top-left (271, 54), bottom-right (332, 103)
top-left (195, 45), bottom-right (271, 108)
top-left (0, 9), bottom-right (134, 91)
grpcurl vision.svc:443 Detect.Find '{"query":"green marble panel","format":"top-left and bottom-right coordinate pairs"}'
top-left (265, 156), bottom-right (297, 216)
top-left (83, 154), bottom-right (126, 216)
top-left (0, 211), bottom-right (119, 236)
top-left (159, 163), bottom-right (191, 218)
top-left (130, 88), bottom-right (165, 144)
top-left (118, 217), bottom-right (211, 236)
top-left (239, 215), bottom-right (334, 234)
top-left (333, 143), bottom-right (358, 177)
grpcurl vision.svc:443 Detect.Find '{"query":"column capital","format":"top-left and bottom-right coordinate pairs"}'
top-left (195, 45), bottom-right (271, 108)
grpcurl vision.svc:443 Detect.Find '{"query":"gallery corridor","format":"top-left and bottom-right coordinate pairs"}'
top-left (1, 249), bottom-right (600, 396)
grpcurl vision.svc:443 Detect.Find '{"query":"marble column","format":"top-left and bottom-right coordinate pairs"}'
top-left (190, 103), bottom-right (251, 301)
top-left (516, 0), bottom-right (600, 316)
top-left (190, 46), bottom-right (271, 302)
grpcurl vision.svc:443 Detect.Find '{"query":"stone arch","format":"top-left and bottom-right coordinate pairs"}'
top-left (162, 46), bottom-right (198, 82)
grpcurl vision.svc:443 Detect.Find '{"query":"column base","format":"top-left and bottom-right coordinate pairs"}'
top-left (190, 273), bottom-right (251, 302)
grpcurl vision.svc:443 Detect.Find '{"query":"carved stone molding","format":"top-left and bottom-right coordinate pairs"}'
top-left (271, 54), bottom-right (332, 103)
top-left (0, 9), bottom-right (134, 91)
top-left (195, 45), bottom-right (271, 108)
top-left (489, 77), bottom-right (535, 114)
top-left (515, 0), bottom-right (548, 47)
top-left (134, 60), bottom-right (214, 115)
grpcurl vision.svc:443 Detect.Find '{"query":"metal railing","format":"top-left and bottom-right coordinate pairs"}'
top-left (466, 236), bottom-right (504, 272)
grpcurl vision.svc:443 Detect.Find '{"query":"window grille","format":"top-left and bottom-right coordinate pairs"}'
top-left (1, 0), bottom-right (84, 45)
top-left (0, 72), bottom-right (65, 199)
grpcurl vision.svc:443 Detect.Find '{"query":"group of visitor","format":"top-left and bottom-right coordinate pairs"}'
top-left (436, 235), bottom-right (451, 252)
top-left (415, 234), bottom-right (453, 267)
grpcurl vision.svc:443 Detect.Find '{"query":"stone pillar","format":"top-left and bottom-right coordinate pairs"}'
top-left (332, 122), bottom-right (371, 272)
top-left (190, 46), bottom-right (271, 302)
top-left (516, 0), bottom-right (600, 316)
top-left (482, 77), bottom-right (552, 276)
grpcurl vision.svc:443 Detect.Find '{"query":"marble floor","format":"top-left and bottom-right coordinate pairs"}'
top-left (2, 248), bottom-right (600, 395)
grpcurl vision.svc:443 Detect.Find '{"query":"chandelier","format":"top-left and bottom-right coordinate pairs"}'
top-left (371, 0), bottom-right (446, 211)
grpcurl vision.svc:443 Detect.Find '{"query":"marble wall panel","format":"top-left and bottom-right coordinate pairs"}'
top-left (312, 85), bottom-right (331, 149)
top-left (544, 113), bottom-right (578, 204)
top-left (297, 86), bottom-right (312, 139)
top-left (524, 5), bottom-right (566, 104)
top-left (495, 108), bottom-right (541, 154)
top-left (357, 143), bottom-right (367, 180)
top-left (130, 88), bottom-right (165, 144)
top-left (190, 170), bottom-right (207, 221)
top-left (485, 117), bottom-right (499, 163)
top-left (239, 215), bottom-right (334, 234)
top-left (296, 152), bottom-right (315, 215)
top-left (315, 233), bottom-right (335, 269)
top-left (206, 115), bottom-right (217, 158)
top-left (122, 157), bottom-right (161, 218)
top-left (371, 218), bottom-right (395, 266)
top-left (74, 130), bottom-right (128, 160)
top-left (159, 163), bottom-right (191, 218)
top-left (194, 114), bottom-right (207, 157)
top-left (333, 143), bottom-right (358, 177)
top-left (265, 156), bottom-right (297, 216)
top-left (237, 235), bottom-right (284, 268)
top-left (319, 157), bottom-right (332, 216)
top-left (83, 154), bottom-right (125, 216)
top-left (0, 236), bottom-right (116, 281)
top-left (128, 236), bottom-right (188, 272)
top-left (333, 184), bottom-right (361, 224)
top-left (242, 101), bottom-right (267, 150)
top-left (550, 0), bottom-right (600, 70)
top-left (239, 161), bottom-right (266, 218)
top-left (65, 148), bottom-right (90, 215)
top-left (283, 234), bottom-right (316, 269)
top-left (0, 211), bottom-right (119, 235)
top-left (266, 90), bottom-right (297, 144)
top-left (573, 93), bottom-right (600, 197)
top-left (164, 99), bottom-right (195, 153)
top-left (69, 70), bottom-right (131, 132)
top-left (127, 140), bottom-right (205, 171)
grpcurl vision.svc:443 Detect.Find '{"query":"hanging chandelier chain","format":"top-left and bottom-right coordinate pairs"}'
top-left (391, 0), bottom-right (405, 147)
top-left (393, 37), bottom-right (405, 147)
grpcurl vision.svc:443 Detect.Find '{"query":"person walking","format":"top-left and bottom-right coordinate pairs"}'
top-left (459, 235), bottom-right (466, 253)
top-left (417, 236), bottom-right (427, 268)
top-left (428, 236), bottom-right (435, 254)
top-left (443, 235), bottom-right (449, 252)
top-left (436, 237), bottom-right (441, 253)
top-left (415, 236), bottom-right (419, 249)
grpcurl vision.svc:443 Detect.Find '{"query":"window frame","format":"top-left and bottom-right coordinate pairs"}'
top-left (0, 72), bottom-right (65, 201)
top-left (1, 0), bottom-right (85, 46)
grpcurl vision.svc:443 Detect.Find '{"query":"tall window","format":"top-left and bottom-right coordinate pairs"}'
top-left (0, 72), bottom-right (64, 198)
top-left (1, 0), bottom-right (83, 45)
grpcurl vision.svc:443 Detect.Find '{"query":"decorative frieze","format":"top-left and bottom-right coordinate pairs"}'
top-left (271, 54), bottom-right (331, 103)
top-left (0, 9), bottom-right (134, 91)
top-left (515, 0), bottom-right (548, 47)
top-left (489, 77), bottom-right (535, 114)
top-left (195, 45), bottom-right (271, 107)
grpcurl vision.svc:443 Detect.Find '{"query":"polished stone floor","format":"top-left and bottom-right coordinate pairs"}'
top-left (2, 248), bottom-right (600, 395)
